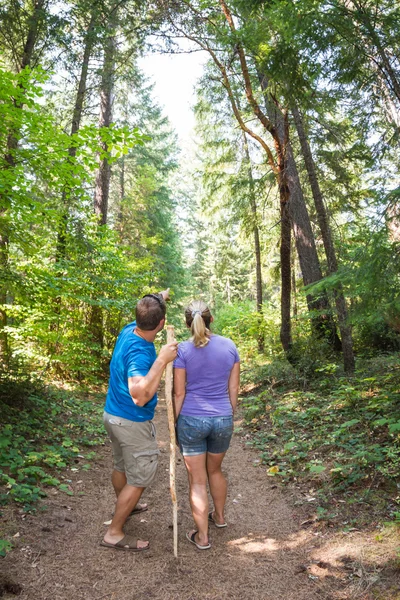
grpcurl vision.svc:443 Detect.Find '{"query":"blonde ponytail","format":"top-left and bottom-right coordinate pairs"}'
top-left (185, 300), bottom-right (212, 348)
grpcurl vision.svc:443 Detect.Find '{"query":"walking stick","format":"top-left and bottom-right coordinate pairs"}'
top-left (165, 325), bottom-right (178, 557)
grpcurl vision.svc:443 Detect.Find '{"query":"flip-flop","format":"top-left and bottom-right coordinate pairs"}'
top-left (127, 503), bottom-right (148, 518)
top-left (186, 530), bottom-right (211, 550)
top-left (104, 504), bottom-right (148, 525)
top-left (208, 511), bottom-right (227, 528)
top-left (100, 535), bottom-right (149, 552)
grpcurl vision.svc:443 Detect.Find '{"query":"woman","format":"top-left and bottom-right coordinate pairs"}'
top-left (173, 300), bottom-right (240, 550)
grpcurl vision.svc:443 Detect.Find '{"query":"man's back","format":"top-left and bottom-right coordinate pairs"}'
top-left (105, 321), bottom-right (157, 421)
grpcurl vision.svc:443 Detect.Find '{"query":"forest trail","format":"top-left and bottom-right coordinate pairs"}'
top-left (2, 394), bottom-right (390, 600)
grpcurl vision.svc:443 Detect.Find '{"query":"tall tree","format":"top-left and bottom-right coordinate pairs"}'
top-left (0, 0), bottom-right (50, 363)
top-left (94, 7), bottom-right (118, 225)
top-left (291, 103), bottom-right (355, 372)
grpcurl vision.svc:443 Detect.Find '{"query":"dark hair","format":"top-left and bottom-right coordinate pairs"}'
top-left (136, 294), bottom-right (166, 330)
top-left (184, 300), bottom-right (212, 347)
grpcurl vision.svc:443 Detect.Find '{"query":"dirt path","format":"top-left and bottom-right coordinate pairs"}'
top-left (2, 395), bottom-right (395, 600)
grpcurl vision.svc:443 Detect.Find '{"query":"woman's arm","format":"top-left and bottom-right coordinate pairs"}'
top-left (173, 368), bottom-right (186, 420)
top-left (228, 362), bottom-right (240, 415)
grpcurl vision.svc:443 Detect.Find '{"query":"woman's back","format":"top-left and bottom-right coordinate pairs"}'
top-left (174, 335), bottom-right (239, 416)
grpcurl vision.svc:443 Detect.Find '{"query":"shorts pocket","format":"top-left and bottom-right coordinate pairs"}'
top-left (132, 449), bottom-right (159, 485)
top-left (216, 417), bottom-right (233, 437)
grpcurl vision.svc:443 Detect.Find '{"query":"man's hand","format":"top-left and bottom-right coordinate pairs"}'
top-left (158, 342), bottom-right (178, 365)
top-left (160, 288), bottom-right (171, 302)
top-left (128, 342), bottom-right (178, 407)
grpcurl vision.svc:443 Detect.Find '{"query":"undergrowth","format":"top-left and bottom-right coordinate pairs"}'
top-left (240, 352), bottom-right (400, 521)
top-left (0, 374), bottom-right (106, 515)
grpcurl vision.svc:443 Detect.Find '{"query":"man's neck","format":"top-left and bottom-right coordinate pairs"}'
top-left (134, 326), bottom-right (157, 343)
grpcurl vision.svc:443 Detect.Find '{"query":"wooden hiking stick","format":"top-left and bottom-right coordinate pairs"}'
top-left (165, 325), bottom-right (178, 557)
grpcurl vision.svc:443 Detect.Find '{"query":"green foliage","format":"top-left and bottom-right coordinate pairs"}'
top-left (0, 539), bottom-right (12, 557)
top-left (309, 225), bottom-right (400, 353)
top-left (0, 374), bottom-right (106, 510)
top-left (0, 65), bottom-right (184, 380)
top-left (212, 300), bottom-right (282, 360)
top-left (243, 353), bottom-right (400, 492)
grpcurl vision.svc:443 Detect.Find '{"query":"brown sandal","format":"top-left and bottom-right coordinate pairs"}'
top-left (104, 503), bottom-right (148, 525)
top-left (100, 535), bottom-right (149, 552)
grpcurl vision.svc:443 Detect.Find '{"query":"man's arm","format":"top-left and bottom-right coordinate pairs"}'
top-left (128, 342), bottom-right (177, 407)
top-left (173, 368), bottom-right (186, 420)
top-left (228, 362), bottom-right (240, 415)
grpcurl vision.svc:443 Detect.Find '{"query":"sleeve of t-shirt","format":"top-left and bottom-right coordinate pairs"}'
top-left (232, 342), bottom-right (240, 363)
top-left (126, 347), bottom-right (153, 378)
top-left (173, 343), bottom-right (186, 369)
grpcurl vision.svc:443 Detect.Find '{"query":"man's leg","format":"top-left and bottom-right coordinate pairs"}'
top-left (111, 469), bottom-right (147, 512)
top-left (111, 469), bottom-right (127, 496)
top-left (103, 416), bottom-right (157, 547)
top-left (206, 451), bottom-right (227, 526)
top-left (103, 484), bottom-right (148, 548)
top-left (184, 453), bottom-right (209, 546)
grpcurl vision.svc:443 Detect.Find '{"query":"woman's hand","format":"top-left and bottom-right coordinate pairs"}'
top-left (228, 362), bottom-right (240, 414)
top-left (173, 367), bottom-right (186, 418)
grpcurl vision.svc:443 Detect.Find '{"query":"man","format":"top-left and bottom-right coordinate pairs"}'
top-left (101, 289), bottom-right (178, 551)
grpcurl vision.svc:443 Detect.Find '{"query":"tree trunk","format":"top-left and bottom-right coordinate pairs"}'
top-left (0, 0), bottom-right (46, 364)
top-left (117, 156), bottom-right (125, 236)
top-left (53, 14), bottom-right (96, 343)
top-left (292, 103), bottom-right (355, 372)
top-left (94, 15), bottom-right (116, 225)
top-left (91, 11), bottom-right (117, 350)
top-left (280, 191), bottom-right (292, 353)
top-left (55, 13), bottom-right (96, 263)
top-left (258, 73), bottom-right (341, 350)
top-left (291, 242), bottom-right (298, 318)
top-left (272, 106), bottom-right (292, 352)
top-left (242, 133), bottom-right (264, 351)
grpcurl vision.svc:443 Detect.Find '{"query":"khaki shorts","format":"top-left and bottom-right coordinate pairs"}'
top-left (103, 411), bottom-right (159, 488)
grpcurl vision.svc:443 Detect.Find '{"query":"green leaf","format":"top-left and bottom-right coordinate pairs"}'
top-left (309, 465), bottom-right (326, 474)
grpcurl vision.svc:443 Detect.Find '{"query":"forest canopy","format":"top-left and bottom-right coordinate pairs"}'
top-left (0, 0), bottom-right (399, 380)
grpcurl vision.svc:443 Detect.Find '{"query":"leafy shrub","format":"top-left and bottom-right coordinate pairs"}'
top-left (0, 379), bottom-right (106, 510)
top-left (242, 353), bottom-right (400, 492)
top-left (212, 300), bottom-right (281, 360)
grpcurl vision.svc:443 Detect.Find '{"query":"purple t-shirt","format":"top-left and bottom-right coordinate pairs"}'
top-left (173, 334), bottom-right (240, 417)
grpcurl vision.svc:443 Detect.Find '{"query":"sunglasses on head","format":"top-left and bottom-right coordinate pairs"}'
top-left (142, 293), bottom-right (163, 306)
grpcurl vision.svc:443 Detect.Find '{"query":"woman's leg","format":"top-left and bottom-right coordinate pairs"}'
top-left (183, 453), bottom-right (209, 545)
top-left (206, 452), bottom-right (227, 525)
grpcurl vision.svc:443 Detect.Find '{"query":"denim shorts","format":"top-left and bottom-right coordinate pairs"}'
top-left (176, 414), bottom-right (233, 456)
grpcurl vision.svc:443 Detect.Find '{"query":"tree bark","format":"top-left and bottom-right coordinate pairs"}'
top-left (94, 14), bottom-right (117, 225)
top-left (292, 103), bottom-right (355, 372)
top-left (280, 193), bottom-right (292, 353)
top-left (91, 10), bottom-right (117, 350)
top-left (291, 241), bottom-right (298, 318)
top-left (257, 73), bottom-right (342, 350)
top-left (117, 156), bottom-right (125, 236)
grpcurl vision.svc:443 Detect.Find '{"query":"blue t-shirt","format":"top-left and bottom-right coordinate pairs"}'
top-left (105, 321), bottom-right (157, 422)
top-left (173, 334), bottom-right (240, 417)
